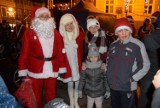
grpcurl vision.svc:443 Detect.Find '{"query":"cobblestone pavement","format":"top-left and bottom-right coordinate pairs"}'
top-left (57, 81), bottom-right (112, 108)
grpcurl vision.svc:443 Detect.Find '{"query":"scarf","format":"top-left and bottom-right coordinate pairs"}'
top-left (89, 29), bottom-right (107, 54)
top-left (86, 60), bottom-right (102, 69)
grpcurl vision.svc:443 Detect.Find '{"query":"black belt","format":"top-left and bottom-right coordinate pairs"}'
top-left (34, 56), bottom-right (55, 61)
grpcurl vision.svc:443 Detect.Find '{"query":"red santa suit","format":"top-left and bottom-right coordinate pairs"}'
top-left (59, 13), bottom-right (84, 108)
top-left (59, 14), bottom-right (84, 83)
top-left (18, 7), bottom-right (66, 108)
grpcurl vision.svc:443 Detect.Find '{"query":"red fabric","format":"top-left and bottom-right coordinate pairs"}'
top-left (114, 18), bottom-right (132, 31)
top-left (63, 30), bottom-right (84, 80)
top-left (131, 24), bottom-right (136, 36)
top-left (151, 11), bottom-right (160, 19)
top-left (31, 6), bottom-right (40, 19)
top-left (29, 77), bottom-right (57, 108)
top-left (18, 29), bottom-right (66, 74)
top-left (14, 78), bottom-right (37, 108)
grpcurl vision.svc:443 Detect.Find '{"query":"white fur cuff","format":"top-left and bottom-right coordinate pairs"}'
top-left (59, 67), bottom-right (67, 73)
top-left (18, 69), bottom-right (28, 77)
top-left (99, 47), bottom-right (107, 54)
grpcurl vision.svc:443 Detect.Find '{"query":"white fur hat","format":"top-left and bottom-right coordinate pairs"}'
top-left (35, 7), bottom-right (51, 18)
top-left (87, 18), bottom-right (100, 30)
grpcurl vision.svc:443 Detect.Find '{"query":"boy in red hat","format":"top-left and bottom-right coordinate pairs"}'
top-left (106, 18), bottom-right (150, 108)
top-left (18, 7), bottom-right (66, 108)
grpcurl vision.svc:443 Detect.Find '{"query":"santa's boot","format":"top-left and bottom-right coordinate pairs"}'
top-left (74, 91), bottom-right (80, 108)
top-left (68, 91), bottom-right (74, 108)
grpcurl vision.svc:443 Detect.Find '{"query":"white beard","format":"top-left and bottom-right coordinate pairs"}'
top-left (31, 18), bottom-right (56, 39)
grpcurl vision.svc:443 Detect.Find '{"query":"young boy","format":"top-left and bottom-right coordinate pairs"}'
top-left (106, 18), bottom-right (150, 108)
top-left (78, 43), bottom-right (110, 108)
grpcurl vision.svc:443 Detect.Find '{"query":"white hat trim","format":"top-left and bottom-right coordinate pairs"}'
top-left (35, 7), bottom-right (51, 18)
top-left (151, 16), bottom-right (157, 19)
top-left (115, 26), bottom-right (132, 34)
top-left (87, 19), bottom-right (100, 30)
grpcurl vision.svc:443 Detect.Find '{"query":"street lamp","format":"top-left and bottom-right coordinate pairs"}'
top-left (7, 7), bottom-right (16, 18)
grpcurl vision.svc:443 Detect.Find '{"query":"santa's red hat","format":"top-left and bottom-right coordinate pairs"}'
top-left (114, 18), bottom-right (132, 34)
top-left (151, 11), bottom-right (160, 20)
top-left (31, 6), bottom-right (51, 19)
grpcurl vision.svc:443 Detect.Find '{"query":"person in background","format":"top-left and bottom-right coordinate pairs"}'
top-left (0, 75), bottom-right (21, 107)
top-left (106, 18), bottom-right (150, 108)
top-left (78, 43), bottom-right (110, 108)
top-left (12, 19), bottom-right (26, 52)
top-left (138, 12), bottom-right (160, 108)
top-left (150, 11), bottom-right (160, 30)
top-left (18, 7), bottom-right (66, 108)
top-left (83, 16), bottom-right (111, 64)
top-left (59, 13), bottom-right (84, 108)
top-left (151, 69), bottom-right (160, 108)
top-left (138, 18), bottom-right (151, 40)
top-left (0, 20), bottom-right (11, 58)
top-left (126, 15), bottom-right (136, 37)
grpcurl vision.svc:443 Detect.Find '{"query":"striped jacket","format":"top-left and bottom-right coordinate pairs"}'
top-left (106, 36), bottom-right (150, 91)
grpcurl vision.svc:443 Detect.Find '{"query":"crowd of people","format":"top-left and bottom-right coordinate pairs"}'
top-left (0, 6), bottom-right (160, 108)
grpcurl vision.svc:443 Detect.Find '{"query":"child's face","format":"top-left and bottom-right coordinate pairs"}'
top-left (65, 22), bottom-right (74, 32)
top-left (89, 56), bottom-right (99, 63)
top-left (88, 25), bottom-right (99, 34)
top-left (116, 29), bottom-right (131, 42)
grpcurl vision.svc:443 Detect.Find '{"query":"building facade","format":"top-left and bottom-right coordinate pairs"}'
top-left (0, 0), bottom-right (45, 28)
top-left (95, 0), bottom-right (160, 33)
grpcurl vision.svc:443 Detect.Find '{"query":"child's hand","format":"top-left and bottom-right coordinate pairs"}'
top-left (101, 63), bottom-right (106, 70)
top-left (78, 91), bottom-right (83, 98)
top-left (104, 91), bottom-right (110, 99)
top-left (152, 70), bottom-right (160, 89)
top-left (82, 62), bottom-right (86, 70)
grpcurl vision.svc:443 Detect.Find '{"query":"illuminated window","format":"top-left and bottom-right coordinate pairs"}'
top-left (106, 0), bottom-right (114, 13)
top-left (125, 0), bottom-right (134, 14)
top-left (144, 0), bottom-right (153, 14)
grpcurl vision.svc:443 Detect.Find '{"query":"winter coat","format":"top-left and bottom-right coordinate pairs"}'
top-left (141, 29), bottom-right (160, 80)
top-left (106, 36), bottom-right (150, 91)
top-left (78, 66), bottom-right (108, 98)
top-left (151, 87), bottom-right (160, 108)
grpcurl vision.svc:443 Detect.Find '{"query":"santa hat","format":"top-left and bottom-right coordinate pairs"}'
top-left (127, 15), bottom-right (134, 24)
top-left (114, 18), bottom-right (133, 34)
top-left (151, 11), bottom-right (160, 20)
top-left (87, 18), bottom-right (100, 30)
top-left (59, 13), bottom-right (79, 38)
top-left (88, 43), bottom-right (99, 57)
top-left (31, 6), bottom-right (51, 19)
top-left (60, 14), bottom-right (74, 26)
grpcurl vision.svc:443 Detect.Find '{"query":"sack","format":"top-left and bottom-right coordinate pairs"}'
top-left (14, 77), bottom-right (37, 108)
top-left (44, 98), bottom-right (70, 108)
top-left (0, 75), bottom-right (20, 108)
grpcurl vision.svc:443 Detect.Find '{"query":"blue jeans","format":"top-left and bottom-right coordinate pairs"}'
top-left (110, 89), bottom-right (136, 108)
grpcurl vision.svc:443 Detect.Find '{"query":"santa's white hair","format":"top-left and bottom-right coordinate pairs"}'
top-left (31, 17), bottom-right (56, 39)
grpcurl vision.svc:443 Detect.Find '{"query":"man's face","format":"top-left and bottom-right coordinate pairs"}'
top-left (116, 29), bottom-right (131, 42)
top-left (37, 13), bottom-right (50, 20)
top-left (88, 25), bottom-right (99, 34)
top-left (65, 22), bottom-right (74, 32)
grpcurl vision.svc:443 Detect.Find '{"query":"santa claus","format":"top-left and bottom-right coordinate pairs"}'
top-left (18, 7), bottom-right (66, 108)
top-left (59, 13), bottom-right (84, 108)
